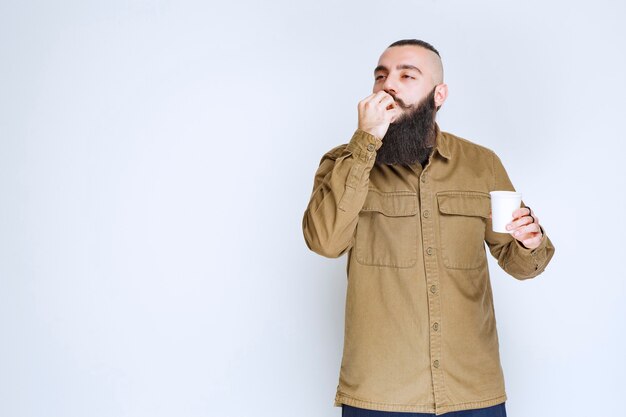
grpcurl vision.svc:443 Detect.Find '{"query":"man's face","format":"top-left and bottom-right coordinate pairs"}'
top-left (372, 45), bottom-right (444, 120)
top-left (371, 45), bottom-right (447, 166)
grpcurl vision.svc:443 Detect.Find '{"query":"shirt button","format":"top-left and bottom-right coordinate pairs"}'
top-left (433, 360), bottom-right (440, 368)
top-left (423, 210), bottom-right (430, 218)
top-left (430, 285), bottom-right (437, 293)
top-left (421, 175), bottom-right (426, 183)
top-left (426, 247), bottom-right (433, 255)
top-left (367, 143), bottom-right (375, 151)
top-left (432, 322), bottom-right (439, 331)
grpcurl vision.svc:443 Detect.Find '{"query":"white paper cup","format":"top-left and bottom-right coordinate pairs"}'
top-left (489, 191), bottom-right (522, 233)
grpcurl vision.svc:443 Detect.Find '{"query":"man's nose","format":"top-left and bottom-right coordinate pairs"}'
top-left (383, 88), bottom-right (399, 105)
top-left (382, 78), bottom-right (398, 96)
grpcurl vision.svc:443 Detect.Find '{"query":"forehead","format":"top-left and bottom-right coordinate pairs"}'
top-left (376, 45), bottom-right (431, 72)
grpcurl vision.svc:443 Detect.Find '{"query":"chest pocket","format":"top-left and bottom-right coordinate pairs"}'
top-left (355, 190), bottom-right (418, 268)
top-left (436, 191), bottom-right (490, 270)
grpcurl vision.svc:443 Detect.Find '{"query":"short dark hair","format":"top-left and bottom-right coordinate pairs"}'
top-left (388, 39), bottom-right (440, 58)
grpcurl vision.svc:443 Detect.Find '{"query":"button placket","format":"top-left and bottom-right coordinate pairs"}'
top-left (419, 167), bottom-right (447, 408)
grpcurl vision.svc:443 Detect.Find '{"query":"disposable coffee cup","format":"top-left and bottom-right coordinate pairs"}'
top-left (489, 191), bottom-right (522, 233)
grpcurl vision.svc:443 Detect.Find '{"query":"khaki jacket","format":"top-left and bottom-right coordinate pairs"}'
top-left (302, 123), bottom-right (556, 415)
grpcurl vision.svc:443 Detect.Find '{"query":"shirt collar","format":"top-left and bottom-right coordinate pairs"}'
top-left (434, 122), bottom-right (451, 160)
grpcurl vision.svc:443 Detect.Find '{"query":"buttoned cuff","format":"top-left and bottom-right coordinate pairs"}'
top-left (346, 129), bottom-right (383, 162)
top-left (513, 224), bottom-right (549, 269)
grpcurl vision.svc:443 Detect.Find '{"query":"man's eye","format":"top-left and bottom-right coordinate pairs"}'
top-left (375, 75), bottom-right (415, 80)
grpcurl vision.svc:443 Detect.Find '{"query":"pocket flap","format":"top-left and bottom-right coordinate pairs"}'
top-left (362, 190), bottom-right (418, 217)
top-left (437, 192), bottom-right (490, 218)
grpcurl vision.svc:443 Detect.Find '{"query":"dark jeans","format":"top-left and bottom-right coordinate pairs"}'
top-left (342, 402), bottom-right (507, 417)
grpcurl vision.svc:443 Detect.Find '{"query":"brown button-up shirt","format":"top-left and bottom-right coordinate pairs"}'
top-left (302, 123), bottom-right (556, 415)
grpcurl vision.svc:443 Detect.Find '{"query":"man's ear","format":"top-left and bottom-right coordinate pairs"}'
top-left (434, 83), bottom-right (448, 109)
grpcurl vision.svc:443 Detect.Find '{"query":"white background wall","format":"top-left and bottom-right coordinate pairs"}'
top-left (1, 1), bottom-right (624, 416)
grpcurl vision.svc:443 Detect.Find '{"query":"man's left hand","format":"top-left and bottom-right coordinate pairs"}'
top-left (505, 207), bottom-right (543, 250)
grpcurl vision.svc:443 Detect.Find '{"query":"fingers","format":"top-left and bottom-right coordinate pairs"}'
top-left (371, 90), bottom-right (393, 103)
top-left (358, 91), bottom-right (398, 123)
top-left (360, 91), bottom-right (394, 107)
top-left (505, 206), bottom-right (544, 249)
top-left (508, 207), bottom-right (539, 229)
top-left (377, 94), bottom-right (395, 107)
top-left (511, 207), bottom-right (531, 219)
top-left (507, 214), bottom-right (533, 231)
top-left (382, 97), bottom-right (397, 111)
top-left (509, 220), bottom-right (543, 249)
top-left (374, 95), bottom-right (397, 115)
top-left (509, 222), bottom-right (542, 238)
top-left (357, 91), bottom-right (400, 137)
top-left (357, 93), bottom-right (376, 112)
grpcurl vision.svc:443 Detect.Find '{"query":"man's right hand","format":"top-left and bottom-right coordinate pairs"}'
top-left (357, 91), bottom-right (402, 140)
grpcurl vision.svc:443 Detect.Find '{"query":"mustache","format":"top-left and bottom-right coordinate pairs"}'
top-left (389, 95), bottom-right (411, 110)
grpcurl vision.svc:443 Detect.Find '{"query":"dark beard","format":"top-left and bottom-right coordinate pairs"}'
top-left (375, 86), bottom-right (438, 166)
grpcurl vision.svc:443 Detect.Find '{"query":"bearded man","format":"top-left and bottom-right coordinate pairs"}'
top-left (302, 39), bottom-right (556, 417)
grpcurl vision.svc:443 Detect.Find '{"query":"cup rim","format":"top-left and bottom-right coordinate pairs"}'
top-left (489, 191), bottom-right (522, 196)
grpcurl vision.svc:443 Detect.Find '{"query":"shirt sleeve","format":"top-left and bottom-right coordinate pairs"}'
top-left (302, 129), bottom-right (382, 258)
top-left (484, 151), bottom-right (556, 280)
